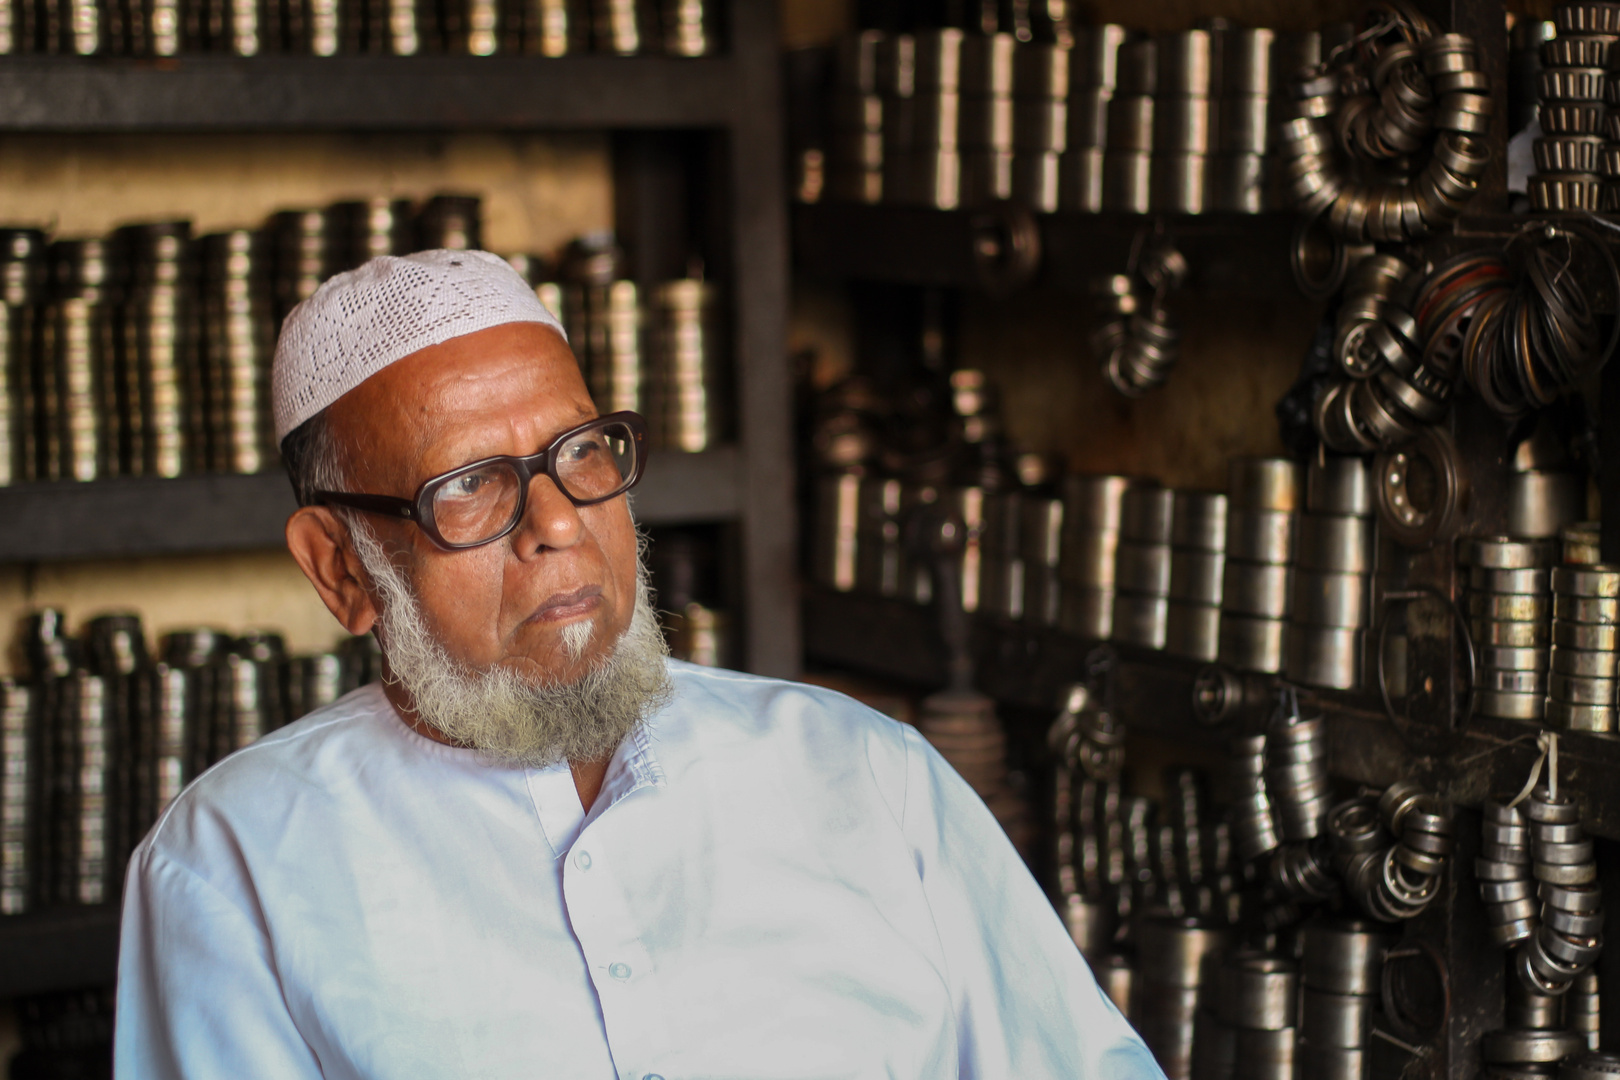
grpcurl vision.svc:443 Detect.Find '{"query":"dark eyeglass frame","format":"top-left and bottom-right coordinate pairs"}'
top-left (314, 410), bottom-right (649, 551)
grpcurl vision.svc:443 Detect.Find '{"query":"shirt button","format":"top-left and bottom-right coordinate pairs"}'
top-left (574, 850), bottom-right (593, 870)
top-left (609, 962), bottom-right (632, 980)
top-left (644, 1074), bottom-right (665, 1080)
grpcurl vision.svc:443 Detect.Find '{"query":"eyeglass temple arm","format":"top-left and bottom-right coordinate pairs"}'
top-left (313, 491), bottom-right (419, 520)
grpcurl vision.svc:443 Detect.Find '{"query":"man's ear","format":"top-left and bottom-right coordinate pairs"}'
top-left (286, 508), bottom-right (380, 636)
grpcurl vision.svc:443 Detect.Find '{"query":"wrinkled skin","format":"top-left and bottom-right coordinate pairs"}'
top-left (285, 322), bottom-right (639, 807)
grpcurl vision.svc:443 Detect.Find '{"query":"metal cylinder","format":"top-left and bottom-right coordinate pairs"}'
top-left (1232, 1027), bottom-right (1295, 1080)
top-left (1113, 593), bottom-right (1169, 648)
top-left (1117, 540), bottom-right (1172, 594)
top-left (1222, 561), bottom-right (1291, 618)
top-left (1171, 549), bottom-right (1225, 605)
top-left (1284, 626), bottom-right (1361, 689)
top-left (1507, 470), bottom-right (1584, 539)
top-left (1061, 585), bottom-right (1114, 639)
top-left (1217, 954), bottom-right (1299, 1031)
top-left (1172, 492), bottom-right (1228, 551)
top-left (1166, 601), bottom-right (1221, 661)
top-left (1218, 614), bottom-right (1286, 673)
top-left (1300, 987), bottom-right (1370, 1047)
top-left (1122, 485), bottom-right (1175, 543)
top-left (1228, 457), bottom-right (1301, 511)
top-left (1225, 511), bottom-right (1294, 564)
top-left (1102, 149), bottom-right (1152, 212)
top-left (1290, 569), bottom-right (1368, 627)
top-left (1151, 152), bottom-right (1208, 213)
top-left (1295, 514), bottom-right (1374, 573)
top-left (1302, 920), bottom-right (1392, 995)
top-left (652, 278), bottom-right (723, 452)
top-left (1307, 454), bottom-right (1373, 516)
top-left (1140, 915), bottom-right (1228, 988)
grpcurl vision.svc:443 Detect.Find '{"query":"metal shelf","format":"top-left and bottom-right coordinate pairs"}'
top-left (0, 906), bottom-right (119, 997)
top-left (0, 446), bottom-right (742, 561)
top-left (792, 202), bottom-right (1301, 297)
top-left (803, 588), bottom-right (1620, 840)
top-left (0, 55), bottom-right (740, 131)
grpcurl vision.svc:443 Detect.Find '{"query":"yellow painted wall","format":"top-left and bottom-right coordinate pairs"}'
top-left (0, 131), bottom-right (612, 669)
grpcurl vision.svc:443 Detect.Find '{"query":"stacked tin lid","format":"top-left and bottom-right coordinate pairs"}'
top-left (1528, 4), bottom-right (1617, 212)
top-left (2, 231), bottom-right (49, 485)
top-left (38, 237), bottom-right (115, 483)
top-left (960, 32), bottom-right (1016, 205)
top-left (1464, 535), bottom-right (1556, 722)
top-left (199, 230), bottom-right (276, 475)
top-left (1227, 733), bottom-right (1279, 864)
top-left (1102, 37), bottom-right (1156, 212)
top-left (1165, 491), bottom-right (1228, 662)
top-left (269, 208), bottom-right (334, 327)
top-left (888, 29), bottom-right (965, 209)
top-left (1134, 913), bottom-right (1228, 1080)
top-left (227, 631), bottom-right (289, 752)
top-left (1113, 485), bottom-right (1174, 649)
top-left (1152, 30), bottom-right (1213, 214)
top-left (1060, 24), bottom-right (1126, 212)
top-left (1206, 951), bottom-right (1298, 1080)
top-left (327, 197), bottom-right (415, 271)
top-left (981, 489), bottom-right (1025, 620)
top-left (650, 278), bottom-right (722, 452)
top-left (1213, 28), bottom-right (1275, 213)
top-left (0, 679), bottom-right (33, 915)
top-left (1548, 554), bottom-right (1619, 734)
top-left (828, 31), bottom-right (885, 203)
top-left (1284, 455), bottom-right (1374, 690)
top-left (1021, 492), bottom-right (1065, 627)
top-left (1059, 474), bottom-right (1130, 639)
top-left (1294, 920), bottom-right (1393, 1080)
top-left (1218, 457), bottom-right (1300, 674)
top-left (1264, 709), bottom-right (1329, 844)
top-left (117, 222), bottom-right (197, 479)
top-left (1012, 39), bottom-right (1068, 211)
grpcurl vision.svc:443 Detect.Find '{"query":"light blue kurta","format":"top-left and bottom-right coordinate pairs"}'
top-left (115, 660), bottom-right (1163, 1080)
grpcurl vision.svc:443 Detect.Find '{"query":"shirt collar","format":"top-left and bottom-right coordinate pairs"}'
top-left (529, 719), bottom-right (666, 858)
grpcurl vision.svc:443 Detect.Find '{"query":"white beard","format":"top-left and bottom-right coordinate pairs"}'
top-left (349, 523), bottom-right (673, 769)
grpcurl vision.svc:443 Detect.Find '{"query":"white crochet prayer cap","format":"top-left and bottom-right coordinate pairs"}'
top-left (272, 249), bottom-right (566, 443)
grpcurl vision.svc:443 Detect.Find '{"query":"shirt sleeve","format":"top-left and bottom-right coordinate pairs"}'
top-left (114, 844), bottom-right (325, 1080)
top-left (896, 723), bottom-right (1166, 1080)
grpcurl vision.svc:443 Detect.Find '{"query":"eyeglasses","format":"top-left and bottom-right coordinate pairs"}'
top-left (314, 411), bottom-right (648, 551)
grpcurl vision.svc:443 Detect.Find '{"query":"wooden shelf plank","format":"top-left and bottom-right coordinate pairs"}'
top-left (0, 55), bottom-right (740, 131)
top-left (792, 202), bottom-right (1301, 297)
top-left (803, 588), bottom-right (1620, 838)
top-left (0, 905), bottom-right (119, 996)
top-left (0, 447), bottom-right (740, 561)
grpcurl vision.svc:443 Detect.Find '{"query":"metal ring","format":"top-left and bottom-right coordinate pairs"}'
top-left (969, 200), bottom-right (1041, 294)
top-left (1381, 939), bottom-right (1451, 1043)
top-left (1376, 585), bottom-right (1477, 731)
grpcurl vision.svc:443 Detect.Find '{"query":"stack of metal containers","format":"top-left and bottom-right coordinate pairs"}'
top-left (38, 237), bottom-right (112, 483)
top-left (1012, 37), bottom-right (1068, 211)
top-left (1218, 457), bottom-right (1299, 675)
top-left (1464, 535), bottom-right (1556, 722)
top-left (0, 679), bottom-right (32, 914)
top-left (199, 230), bottom-right (276, 475)
top-left (1296, 920), bottom-right (1394, 1080)
top-left (0, 0), bottom-right (710, 56)
top-left (1213, 28), bottom-right (1275, 213)
top-left (1165, 491), bottom-right (1227, 662)
top-left (981, 488), bottom-right (1025, 620)
top-left (1022, 492), bottom-right (1065, 627)
top-left (1284, 455), bottom-right (1374, 690)
top-left (1102, 37), bottom-right (1156, 212)
top-left (649, 278), bottom-right (723, 452)
top-left (1526, 4), bottom-right (1614, 213)
top-left (1059, 475), bottom-right (1130, 639)
top-left (887, 29), bottom-right (964, 210)
top-left (961, 31), bottom-right (1015, 206)
top-left (0, 231), bottom-right (44, 486)
top-left (1227, 732), bottom-right (1279, 864)
top-left (0, 609), bottom-right (378, 913)
top-left (828, 31), bottom-right (885, 203)
top-left (117, 222), bottom-right (195, 480)
top-left (1134, 913), bottom-right (1227, 1080)
top-left (1548, 555), bottom-right (1619, 734)
top-left (1113, 485), bottom-right (1174, 649)
top-left (1060, 24), bottom-right (1125, 212)
top-left (1152, 30), bottom-right (1213, 214)
top-left (1208, 951), bottom-right (1297, 1080)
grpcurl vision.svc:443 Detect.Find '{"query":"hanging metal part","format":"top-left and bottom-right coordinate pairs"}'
top-left (1373, 425), bottom-right (1465, 549)
top-left (1375, 585), bottom-right (1477, 733)
top-left (1096, 227), bottom-right (1187, 398)
top-left (967, 200), bottom-right (1040, 294)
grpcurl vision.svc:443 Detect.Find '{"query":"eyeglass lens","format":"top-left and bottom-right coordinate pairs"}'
top-left (429, 419), bottom-right (638, 546)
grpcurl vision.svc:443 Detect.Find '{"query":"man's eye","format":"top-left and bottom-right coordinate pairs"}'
top-left (564, 439), bottom-right (602, 462)
top-left (451, 474), bottom-right (487, 496)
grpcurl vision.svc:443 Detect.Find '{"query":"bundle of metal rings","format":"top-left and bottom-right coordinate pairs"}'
top-left (1330, 780), bottom-right (1453, 922)
top-left (1314, 252), bottom-right (1449, 454)
top-left (1228, 733), bottom-right (1281, 864)
top-left (1263, 711), bottom-right (1330, 842)
top-left (1281, 17), bottom-right (1492, 244)
top-left (1477, 784), bottom-right (1606, 1076)
top-left (1092, 236), bottom-right (1186, 398)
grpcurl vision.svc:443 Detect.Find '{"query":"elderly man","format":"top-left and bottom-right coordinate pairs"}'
top-left (114, 251), bottom-right (1161, 1079)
